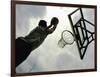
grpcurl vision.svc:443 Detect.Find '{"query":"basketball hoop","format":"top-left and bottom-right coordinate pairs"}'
top-left (58, 30), bottom-right (75, 48)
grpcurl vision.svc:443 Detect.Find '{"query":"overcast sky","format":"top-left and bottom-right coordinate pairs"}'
top-left (16, 4), bottom-right (46, 38)
top-left (16, 4), bottom-right (95, 73)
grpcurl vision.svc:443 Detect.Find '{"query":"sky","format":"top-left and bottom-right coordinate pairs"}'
top-left (16, 4), bottom-right (95, 73)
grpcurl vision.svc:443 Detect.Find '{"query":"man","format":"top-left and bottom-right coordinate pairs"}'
top-left (16, 17), bottom-right (59, 67)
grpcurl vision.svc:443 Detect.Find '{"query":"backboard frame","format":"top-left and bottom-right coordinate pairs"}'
top-left (68, 8), bottom-right (95, 59)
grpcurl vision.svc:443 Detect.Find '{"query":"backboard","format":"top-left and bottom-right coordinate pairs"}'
top-left (68, 8), bottom-right (95, 59)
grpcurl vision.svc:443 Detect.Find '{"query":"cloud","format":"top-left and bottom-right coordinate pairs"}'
top-left (16, 4), bottom-right (46, 38)
top-left (16, 7), bottom-right (95, 73)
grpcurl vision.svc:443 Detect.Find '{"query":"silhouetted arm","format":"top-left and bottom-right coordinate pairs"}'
top-left (46, 17), bottom-right (59, 34)
top-left (46, 24), bottom-right (57, 34)
top-left (46, 24), bottom-right (52, 30)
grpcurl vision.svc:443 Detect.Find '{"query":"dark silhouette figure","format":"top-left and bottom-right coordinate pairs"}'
top-left (16, 17), bottom-right (59, 67)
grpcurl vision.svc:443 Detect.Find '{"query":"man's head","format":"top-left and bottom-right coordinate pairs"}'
top-left (38, 20), bottom-right (47, 30)
top-left (51, 17), bottom-right (59, 25)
